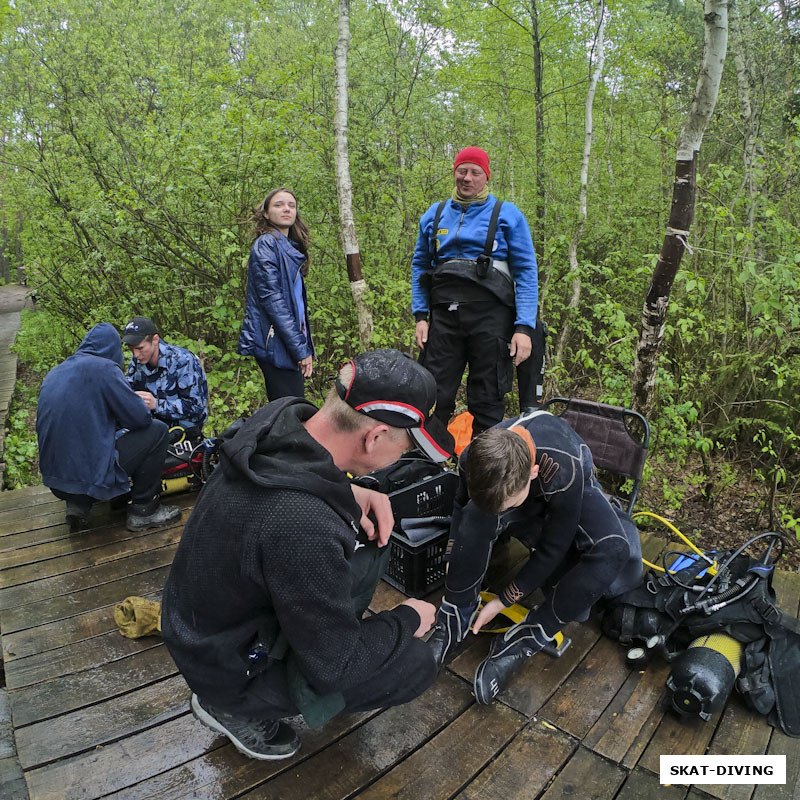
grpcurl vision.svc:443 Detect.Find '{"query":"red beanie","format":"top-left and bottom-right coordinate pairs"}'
top-left (453, 146), bottom-right (490, 180)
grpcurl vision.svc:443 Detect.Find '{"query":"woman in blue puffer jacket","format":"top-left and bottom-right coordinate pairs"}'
top-left (238, 188), bottom-right (314, 400)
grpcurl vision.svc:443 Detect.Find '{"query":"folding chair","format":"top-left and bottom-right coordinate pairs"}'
top-left (542, 397), bottom-right (650, 512)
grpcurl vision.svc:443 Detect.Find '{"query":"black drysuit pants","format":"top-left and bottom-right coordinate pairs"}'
top-left (444, 476), bottom-right (642, 641)
top-left (421, 301), bottom-right (515, 435)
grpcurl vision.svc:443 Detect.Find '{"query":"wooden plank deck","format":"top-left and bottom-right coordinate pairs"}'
top-left (0, 487), bottom-right (798, 800)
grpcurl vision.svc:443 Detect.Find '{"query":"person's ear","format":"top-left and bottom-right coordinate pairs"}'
top-left (363, 424), bottom-right (389, 454)
top-left (153, 334), bottom-right (160, 346)
top-left (531, 463), bottom-right (540, 480)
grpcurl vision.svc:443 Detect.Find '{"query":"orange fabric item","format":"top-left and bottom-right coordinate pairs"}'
top-left (510, 425), bottom-right (537, 464)
top-left (448, 411), bottom-right (474, 456)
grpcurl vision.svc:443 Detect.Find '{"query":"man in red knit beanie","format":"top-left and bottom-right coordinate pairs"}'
top-left (411, 146), bottom-right (544, 436)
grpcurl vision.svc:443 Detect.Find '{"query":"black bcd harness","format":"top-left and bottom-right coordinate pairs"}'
top-left (421, 199), bottom-right (515, 308)
top-left (602, 542), bottom-right (800, 737)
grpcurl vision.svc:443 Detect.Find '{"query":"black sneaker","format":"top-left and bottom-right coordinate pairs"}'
top-left (126, 503), bottom-right (181, 532)
top-left (191, 694), bottom-right (300, 760)
top-left (473, 621), bottom-right (549, 704)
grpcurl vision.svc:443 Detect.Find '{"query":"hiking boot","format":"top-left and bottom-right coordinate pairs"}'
top-left (473, 620), bottom-right (550, 704)
top-left (65, 500), bottom-right (90, 534)
top-left (191, 694), bottom-right (300, 760)
top-left (126, 501), bottom-right (181, 532)
top-left (427, 599), bottom-right (478, 668)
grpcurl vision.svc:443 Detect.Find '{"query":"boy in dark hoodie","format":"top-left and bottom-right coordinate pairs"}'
top-left (162, 349), bottom-right (454, 761)
top-left (36, 322), bottom-right (180, 532)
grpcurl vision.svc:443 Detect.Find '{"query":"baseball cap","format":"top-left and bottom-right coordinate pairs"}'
top-left (122, 317), bottom-right (157, 346)
top-left (335, 349), bottom-right (454, 463)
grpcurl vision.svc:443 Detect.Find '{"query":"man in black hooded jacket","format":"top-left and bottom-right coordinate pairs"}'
top-left (162, 349), bottom-right (454, 761)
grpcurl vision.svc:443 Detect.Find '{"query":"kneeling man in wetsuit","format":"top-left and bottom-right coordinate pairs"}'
top-left (428, 408), bottom-right (643, 703)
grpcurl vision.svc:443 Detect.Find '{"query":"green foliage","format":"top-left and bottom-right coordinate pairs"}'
top-left (0, 0), bottom-right (797, 526)
top-left (3, 380), bottom-right (40, 490)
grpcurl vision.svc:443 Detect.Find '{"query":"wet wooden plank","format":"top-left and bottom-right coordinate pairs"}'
top-left (749, 572), bottom-right (800, 800)
top-left (539, 634), bottom-right (632, 739)
top-left (639, 711), bottom-right (721, 774)
top-left (773, 569), bottom-right (800, 617)
top-left (456, 720), bottom-right (577, 799)
top-left (0, 500), bottom-right (62, 527)
top-left (0, 563), bottom-right (170, 633)
top-left (10, 645), bottom-right (175, 727)
top-left (103, 709), bottom-right (379, 800)
top-left (615, 767), bottom-right (688, 800)
top-left (0, 485), bottom-right (54, 512)
top-left (0, 756), bottom-right (28, 800)
top-left (15, 675), bottom-right (190, 770)
top-left (698, 698), bottom-right (770, 800)
top-left (537, 744), bottom-right (626, 800)
top-left (0, 510), bottom-right (76, 538)
top-left (24, 712), bottom-right (218, 800)
top-left (0, 497), bottom-right (190, 577)
top-left (0, 689), bottom-right (15, 762)
top-left (370, 579), bottom-right (413, 613)
top-left (29, 670), bottom-right (472, 800)
top-left (583, 660), bottom-right (671, 765)
top-left (342, 702), bottom-right (525, 800)
top-left (0, 526), bottom-right (75, 556)
top-left (2, 591), bottom-right (161, 662)
top-left (5, 627), bottom-right (164, 691)
top-left (752, 727), bottom-right (800, 800)
top-left (0, 539), bottom-right (177, 609)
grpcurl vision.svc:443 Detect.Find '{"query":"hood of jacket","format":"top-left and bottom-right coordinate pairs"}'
top-left (76, 322), bottom-right (124, 365)
top-left (220, 397), bottom-right (361, 529)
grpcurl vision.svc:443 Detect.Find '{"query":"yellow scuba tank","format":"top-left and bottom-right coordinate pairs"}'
top-left (665, 632), bottom-right (743, 721)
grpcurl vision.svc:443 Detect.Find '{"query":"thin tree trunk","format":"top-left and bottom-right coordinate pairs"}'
top-left (729, 0), bottom-right (764, 252)
top-left (631, 0), bottom-right (729, 416)
top-left (529, 0), bottom-right (546, 268)
top-left (334, 0), bottom-right (373, 346)
top-left (555, 2), bottom-right (607, 363)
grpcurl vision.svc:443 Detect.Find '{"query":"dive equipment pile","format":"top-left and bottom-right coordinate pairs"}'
top-left (602, 527), bottom-right (800, 737)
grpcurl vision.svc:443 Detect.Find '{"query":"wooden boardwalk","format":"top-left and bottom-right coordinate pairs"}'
top-left (0, 486), bottom-right (798, 799)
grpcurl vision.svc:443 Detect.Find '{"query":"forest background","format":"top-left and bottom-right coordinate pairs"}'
top-left (0, 0), bottom-right (798, 549)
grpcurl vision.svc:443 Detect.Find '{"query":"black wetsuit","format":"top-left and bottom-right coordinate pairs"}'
top-left (444, 410), bottom-right (642, 643)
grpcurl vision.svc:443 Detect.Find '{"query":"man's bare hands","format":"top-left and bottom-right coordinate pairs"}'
top-left (134, 390), bottom-right (156, 411)
top-left (401, 598), bottom-right (436, 637)
top-left (510, 332), bottom-right (532, 366)
top-left (350, 484), bottom-right (394, 547)
top-left (471, 597), bottom-right (506, 633)
top-left (415, 320), bottom-right (429, 350)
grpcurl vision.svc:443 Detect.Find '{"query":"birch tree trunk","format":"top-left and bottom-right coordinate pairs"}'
top-left (529, 0), bottom-right (546, 272)
top-left (631, 0), bottom-right (728, 416)
top-left (334, 0), bottom-right (373, 346)
top-left (555, 2), bottom-right (607, 363)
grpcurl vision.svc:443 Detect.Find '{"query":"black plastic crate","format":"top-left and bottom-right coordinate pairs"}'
top-left (383, 471), bottom-right (458, 597)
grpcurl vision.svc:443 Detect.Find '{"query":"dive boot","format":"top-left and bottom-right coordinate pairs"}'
top-left (427, 599), bottom-right (478, 668)
top-left (473, 620), bottom-right (551, 704)
top-left (126, 500), bottom-right (181, 532)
